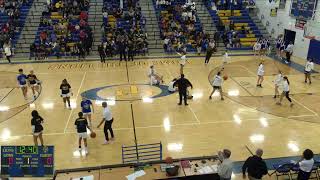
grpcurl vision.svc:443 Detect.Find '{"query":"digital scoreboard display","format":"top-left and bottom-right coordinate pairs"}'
top-left (1, 146), bottom-right (54, 177)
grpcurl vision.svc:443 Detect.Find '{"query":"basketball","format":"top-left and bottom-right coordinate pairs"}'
top-left (223, 75), bottom-right (228, 80)
top-left (165, 157), bottom-right (173, 164)
top-left (90, 132), bottom-right (96, 138)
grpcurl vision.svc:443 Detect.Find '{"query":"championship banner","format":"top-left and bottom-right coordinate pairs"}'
top-left (290, 0), bottom-right (318, 19)
top-left (270, 8), bottom-right (278, 16)
top-left (295, 18), bottom-right (307, 29)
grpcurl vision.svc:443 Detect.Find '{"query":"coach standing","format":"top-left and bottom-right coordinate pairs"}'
top-left (173, 74), bottom-right (193, 106)
top-left (97, 102), bottom-right (114, 145)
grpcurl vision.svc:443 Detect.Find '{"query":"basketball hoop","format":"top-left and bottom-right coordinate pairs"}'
top-left (303, 12), bottom-right (320, 40)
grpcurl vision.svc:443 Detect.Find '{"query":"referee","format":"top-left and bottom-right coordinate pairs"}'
top-left (173, 74), bottom-right (193, 105)
top-left (97, 102), bottom-right (114, 145)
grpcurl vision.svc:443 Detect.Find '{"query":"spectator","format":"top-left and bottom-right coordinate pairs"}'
top-left (33, 0), bottom-right (92, 58)
top-left (242, 149), bottom-right (268, 180)
top-left (98, 43), bottom-right (106, 63)
top-left (297, 149), bottom-right (314, 180)
top-left (217, 149), bottom-right (233, 180)
top-left (3, 42), bottom-right (12, 63)
top-left (29, 43), bottom-right (36, 60)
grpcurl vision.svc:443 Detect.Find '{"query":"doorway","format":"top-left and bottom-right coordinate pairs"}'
top-left (284, 29), bottom-right (296, 45)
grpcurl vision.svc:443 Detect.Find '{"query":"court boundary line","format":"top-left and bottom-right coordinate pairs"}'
top-left (0, 88), bottom-right (15, 103)
top-left (164, 67), bottom-right (201, 124)
top-left (63, 72), bottom-right (87, 133)
top-left (7, 116), bottom-right (285, 138)
top-left (290, 97), bottom-right (318, 116)
top-left (229, 76), bottom-right (255, 97)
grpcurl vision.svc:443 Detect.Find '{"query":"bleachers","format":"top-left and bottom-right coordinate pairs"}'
top-left (204, 0), bottom-right (262, 50)
top-left (33, 0), bottom-right (92, 58)
top-left (102, 0), bottom-right (148, 55)
top-left (0, 0), bottom-right (33, 48)
top-left (152, 0), bottom-right (206, 53)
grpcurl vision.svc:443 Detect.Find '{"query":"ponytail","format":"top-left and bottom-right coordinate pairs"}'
top-left (284, 76), bottom-right (290, 85)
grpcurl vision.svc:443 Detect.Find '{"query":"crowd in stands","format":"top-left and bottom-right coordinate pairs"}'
top-left (31, 0), bottom-right (93, 60)
top-left (205, 0), bottom-right (262, 50)
top-left (0, 0), bottom-right (32, 58)
top-left (156, 0), bottom-right (210, 53)
top-left (99, 0), bottom-right (148, 61)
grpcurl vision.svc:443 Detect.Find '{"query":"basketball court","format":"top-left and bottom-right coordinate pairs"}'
top-left (0, 55), bottom-right (319, 172)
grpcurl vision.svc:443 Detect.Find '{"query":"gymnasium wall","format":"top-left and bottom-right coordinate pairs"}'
top-left (255, 0), bottom-right (320, 59)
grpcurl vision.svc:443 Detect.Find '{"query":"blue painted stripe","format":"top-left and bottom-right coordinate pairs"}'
top-left (268, 54), bottom-right (318, 73)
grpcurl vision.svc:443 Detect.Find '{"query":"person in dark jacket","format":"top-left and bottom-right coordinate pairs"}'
top-left (127, 40), bottom-right (135, 61)
top-left (242, 149), bottom-right (268, 180)
top-left (173, 74), bottom-right (193, 106)
top-left (98, 43), bottom-right (106, 63)
top-left (118, 40), bottom-right (127, 61)
top-left (29, 43), bottom-right (36, 60)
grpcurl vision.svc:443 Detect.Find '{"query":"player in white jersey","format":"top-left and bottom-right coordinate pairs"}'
top-left (177, 51), bottom-right (187, 74)
top-left (276, 76), bottom-right (293, 107)
top-left (256, 62), bottom-right (264, 88)
top-left (273, 70), bottom-right (283, 98)
top-left (253, 41), bottom-right (261, 57)
top-left (304, 59), bottom-right (314, 84)
top-left (222, 50), bottom-right (230, 65)
top-left (209, 71), bottom-right (224, 100)
top-left (148, 65), bottom-right (163, 85)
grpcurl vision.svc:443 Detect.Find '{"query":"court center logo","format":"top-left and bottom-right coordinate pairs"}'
top-left (81, 84), bottom-right (172, 102)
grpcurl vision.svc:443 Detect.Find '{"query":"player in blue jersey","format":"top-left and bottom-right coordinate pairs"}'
top-left (17, 69), bottom-right (28, 100)
top-left (80, 97), bottom-right (94, 127)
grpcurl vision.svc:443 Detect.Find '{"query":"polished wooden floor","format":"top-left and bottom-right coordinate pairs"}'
top-left (0, 55), bottom-right (319, 173)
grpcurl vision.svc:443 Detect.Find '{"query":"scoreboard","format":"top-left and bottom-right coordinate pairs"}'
top-left (1, 146), bottom-right (54, 177)
top-left (290, 0), bottom-right (318, 19)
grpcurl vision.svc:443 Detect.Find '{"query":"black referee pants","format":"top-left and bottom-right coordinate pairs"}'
top-left (104, 119), bottom-right (114, 141)
top-left (179, 90), bottom-right (187, 105)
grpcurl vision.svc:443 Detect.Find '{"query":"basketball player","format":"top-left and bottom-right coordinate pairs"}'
top-left (276, 36), bottom-right (283, 57)
top-left (256, 62), bottom-right (264, 87)
top-left (168, 78), bottom-right (178, 93)
top-left (177, 51), bottom-right (186, 74)
top-left (60, 79), bottom-right (72, 109)
top-left (276, 76), bottom-right (293, 107)
top-left (273, 70), bottom-right (283, 98)
top-left (27, 70), bottom-right (41, 99)
top-left (80, 97), bottom-right (94, 127)
top-left (279, 41), bottom-right (286, 59)
top-left (31, 110), bottom-right (44, 146)
top-left (148, 65), bottom-right (163, 85)
top-left (222, 50), bottom-right (230, 65)
top-left (260, 39), bottom-right (266, 57)
top-left (75, 112), bottom-right (93, 154)
top-left (209, 71), bottom-right (224, 100)
top-left (253, 41), bottom-right (261, 57)
top-left (304, 58), bottom-right (314, 84)
top-left (17, 69), bottom-right (28, 100)
top-left (97, 102), bottom-right (114, 145)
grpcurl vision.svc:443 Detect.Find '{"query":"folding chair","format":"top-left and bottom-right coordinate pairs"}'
top-left (271, 163), bottom-right (294, 180)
